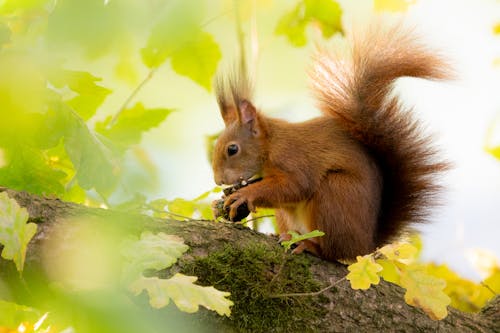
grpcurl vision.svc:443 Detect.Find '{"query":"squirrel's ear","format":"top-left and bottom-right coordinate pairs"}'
top-left (219, 105), bottom-right (239, 126)
top-left (238, 100), bottom-right (256, 124)
top-left (238, 100), bottom-right (261, 135)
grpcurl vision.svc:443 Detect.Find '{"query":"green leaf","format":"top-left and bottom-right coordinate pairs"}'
top-left (276, 0), bottom-right (343, 47)
top-left (49, 70), bottom-right (111, 120)
top-left (346, 255), bottom-right (383, 290)
top-left (129, 273), bottom-right (233, 316)
top-left (46, 0), bottom-right (134, 59)
top-left (167, 198), bottom-right (196, 219)
top-left (121, 232), bottom-right (189, 284)
top-left (0, 0), bottom-right (50, 14)
top-left (0, 192), bottom-right (37, 272)
top-left (280, 230), bottom-right (325, 251)
top-left (141, 2), bottom-right (203, 69)
top-left (0, 145), bottom-right (67, 196)
top-left (374, 0), bottom-right (416, 12)
top-left (140, 3), bottom-right (220, 90)
top-left (0, 22), bottom-right (11, 49)
top-left (170, 31), bottom-right (221, 91)
top-left (54, 102), bottom-right (121, 195)
top-left (400, 264), bottom-right (451, 320)
top-left (0, 300), bottom-right (41, 328)
top-left (275, 7), bottom-right (308, 47)
top-left (95, 102), bottom-right (173, 149)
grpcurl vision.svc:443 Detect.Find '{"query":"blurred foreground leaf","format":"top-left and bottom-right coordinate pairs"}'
top-left (0, 146), bottom-right (67, 196)
top-left (0, 300), bottom-right (41, 329)
top-left (53, 102), bottom-right (121, 195)
top-left (426, 263), bottom-right (499, 313)
top-left (130, 273), bottom-right (233, 316)
top-left (141, 2), bottom-right (220, 90)
top-left (121, 232), bottom-right (189, 284)
top-left (49, 70), bottom-right (111, 121)
top-left (374, 0), bottom-right (416, 12)
top-left (0, 192), bottom-right (37, 272)
top-left (276, 0), bottom-right (343, 47)
top-left (122, 231), bottom-right (232, 316)
top-left (170, 31), bottom-right (221, 91)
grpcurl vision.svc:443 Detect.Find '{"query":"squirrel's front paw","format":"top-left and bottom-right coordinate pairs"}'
top-left (224, 191), bottom-right (255, 222)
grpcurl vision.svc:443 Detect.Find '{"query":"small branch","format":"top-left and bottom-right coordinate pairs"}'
top-left (268, 250), bottom-right (288, 286)
top-left (268, 277), bottom-right (347, 298)
top-left (108, 68), bottom-right (157, 128)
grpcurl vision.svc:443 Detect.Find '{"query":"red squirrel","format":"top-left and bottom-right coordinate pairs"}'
top-left (211, 24), bottom-right (451, 261)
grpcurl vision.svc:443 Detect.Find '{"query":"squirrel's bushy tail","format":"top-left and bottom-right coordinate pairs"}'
top-left (311, 24), bottom-right (452, 246)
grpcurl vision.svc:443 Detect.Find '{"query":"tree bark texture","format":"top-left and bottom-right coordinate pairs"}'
top-left (0, 188), bottom-right (498, 333)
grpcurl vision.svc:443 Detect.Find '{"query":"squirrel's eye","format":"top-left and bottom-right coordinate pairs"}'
top-left (227, 144), bottom-right (239, 156)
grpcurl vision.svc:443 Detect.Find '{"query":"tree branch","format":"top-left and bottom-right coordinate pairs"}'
top-left (0, 188), bottom-right (497, 333)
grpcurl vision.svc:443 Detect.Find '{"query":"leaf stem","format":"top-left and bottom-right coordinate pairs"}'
top-left (481, 282), bottom-right (498, 296)
top-left (268, 277), bottom-right (346, 298)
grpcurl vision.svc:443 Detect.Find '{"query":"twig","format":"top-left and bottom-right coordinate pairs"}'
top-left (268, 277), bottom-right (347, 298)
top-left (108, 68), bottom-right (157, 128)
top-left (147, 206), bottom-right (205, 222)
top-left (245, 214), bottom-right (275, 223)
top-left (268, 250), bottom-right (288, 286)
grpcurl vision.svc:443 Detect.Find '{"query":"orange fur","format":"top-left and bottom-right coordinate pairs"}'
top-left (212, 24), bottom-right (451, 260)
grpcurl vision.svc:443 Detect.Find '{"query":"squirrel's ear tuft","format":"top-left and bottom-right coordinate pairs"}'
top-left (214, 59), bottom-right (254, 127)
top-left (214, 75), bottom-right (240, 126)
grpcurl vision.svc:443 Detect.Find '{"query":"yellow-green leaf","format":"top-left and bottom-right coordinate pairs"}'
top-left (51, 70), bottom-right (111, 121)
top-left (379, 242), bottom-right (418, 264)
top-left (167, 198), bottom-right (196, 219)
top-left (426, 263), bottom-right (498, 313)
top-left (400, 265), bottom-right (451, 320)
top-left (170, 31), bottom-right (221, 91)
top-left (374, 0), bottom-right (416, 12)
top-left (346, 255), bottom-right (383, 290)
top-left (0, 192), bottom-right (37, 272)
top-left (276, 0), bottom-right (343, 47)
top-left (376, 258), bottom-right (401, 285)
top-left (0, 300), bottom-right (42, 328)
top-left (281, 230), bottom-right (325, 251)
top-left (129, 273), bottom-right (233, 316)
top-left (95, 102), bottom-right (173, 150)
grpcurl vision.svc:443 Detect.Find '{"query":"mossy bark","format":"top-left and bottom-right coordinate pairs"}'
top-left (0, 188), bottom-right (498, 332)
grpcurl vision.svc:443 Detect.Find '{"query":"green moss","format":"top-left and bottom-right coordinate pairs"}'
top-left (180, 243), bottom-right (328, 332)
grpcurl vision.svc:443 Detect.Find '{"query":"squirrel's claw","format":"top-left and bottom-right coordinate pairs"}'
top-left (291, 239), bottom-right (322, 256)
top-left (224, 191), bottom-right (255, 221)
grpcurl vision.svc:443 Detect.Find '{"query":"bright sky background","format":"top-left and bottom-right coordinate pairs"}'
top-left (129, 0), bottom-right (500, 280)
